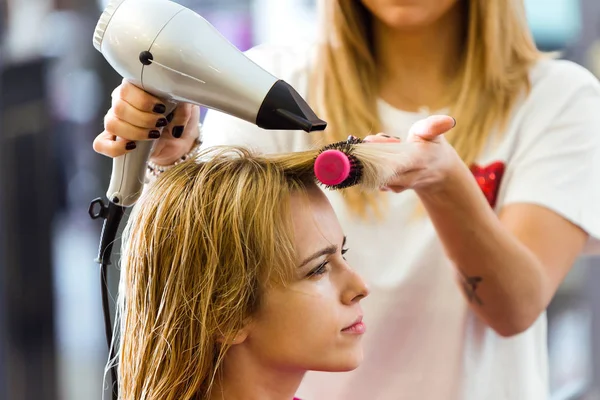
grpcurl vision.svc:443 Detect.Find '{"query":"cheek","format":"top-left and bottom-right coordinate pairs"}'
top-left (249, 282), bottom-right (342, 360)
top-left (263, 281), bottom-right (340, 337)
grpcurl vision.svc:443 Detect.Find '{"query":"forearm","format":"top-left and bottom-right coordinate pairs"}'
top-left (417, 161), bottom-right (549, 336)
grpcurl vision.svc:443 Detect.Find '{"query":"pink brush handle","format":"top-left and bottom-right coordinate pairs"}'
top-left (314, 149), bottom-right (351, 186)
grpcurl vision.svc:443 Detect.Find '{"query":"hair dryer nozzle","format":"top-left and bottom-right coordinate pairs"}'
top-left (256, 80), bottom-right (327, 132)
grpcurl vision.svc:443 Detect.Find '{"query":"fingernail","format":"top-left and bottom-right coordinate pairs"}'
top-left (381, 134), bottom-right (391, 138)
top-left (156, 118), bottom-right (168, 127)
top-left (393, 136), bottom-right (401, 140)
top-left (153, 104), bottom-right (166, 114)
top-left (148, 130), bottom-right (161, 139)
top-left (166, 111), bottom-right (175, 123)
top-left (172, 126), bottom-right (184, 138)
top-left (125, 141), bottom-right (136, 150)
top-left (451, 117), bottom-right (456, 127)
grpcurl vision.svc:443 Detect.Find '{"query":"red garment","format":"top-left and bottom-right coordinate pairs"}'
top-left (470, 161), bottom-right (506, 208)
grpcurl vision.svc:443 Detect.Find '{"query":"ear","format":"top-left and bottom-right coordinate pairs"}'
top-left (229, 328), bottom-right (250, 345)
top-left (216, 326), bottom-right (250, 346)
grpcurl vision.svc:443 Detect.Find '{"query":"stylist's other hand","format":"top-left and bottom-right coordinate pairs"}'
top-left (364, 115), bottom-right (460, 194)
top-left (93, 79), bottom-right (200, 165)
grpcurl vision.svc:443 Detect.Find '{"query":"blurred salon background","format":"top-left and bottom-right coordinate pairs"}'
top-left (0, 0), bottom-right (599, 399)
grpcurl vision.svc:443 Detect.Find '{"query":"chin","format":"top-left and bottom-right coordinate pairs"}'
top-left (379, 9), bottom-right (435, 30)
top-left (314, 349), bottom-right (364, 372)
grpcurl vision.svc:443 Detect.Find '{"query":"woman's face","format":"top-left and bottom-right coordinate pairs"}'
top-left (242, 186), bottom-right (369, 372)
top-left (360, 0), bottom-right (461, 30)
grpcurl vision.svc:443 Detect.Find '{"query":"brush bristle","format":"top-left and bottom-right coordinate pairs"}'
top-left (316, 137), bottom-right (365, 190)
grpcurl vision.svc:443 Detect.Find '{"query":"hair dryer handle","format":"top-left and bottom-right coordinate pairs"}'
top-left (107, 99), bottom-right (178, 207)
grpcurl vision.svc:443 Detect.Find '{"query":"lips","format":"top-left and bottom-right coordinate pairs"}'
top-left (342, 316), bottom-right (366, 334)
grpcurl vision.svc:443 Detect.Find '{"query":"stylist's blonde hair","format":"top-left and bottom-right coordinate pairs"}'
top-left (116, 147), bottom-right (313, 400)
top-left (310, 0), bottom-right (541, 218)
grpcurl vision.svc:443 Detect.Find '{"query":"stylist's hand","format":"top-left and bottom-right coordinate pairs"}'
top-left (364, 115), bottom-right (461, 194)
top-left (93, 79), bottom-right (200, 165)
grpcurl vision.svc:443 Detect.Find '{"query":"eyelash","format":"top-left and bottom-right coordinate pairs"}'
top-left (306, 247), bottom-right (349, 278)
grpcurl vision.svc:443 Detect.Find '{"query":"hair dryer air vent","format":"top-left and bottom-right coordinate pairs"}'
top-left (93, 0), bottom-right (126, 51)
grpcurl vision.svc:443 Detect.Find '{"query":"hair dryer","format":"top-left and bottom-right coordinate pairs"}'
top-left (94, 0), bottom-right (326, 208)
top-left (87, 0), bottom-right (326, 398)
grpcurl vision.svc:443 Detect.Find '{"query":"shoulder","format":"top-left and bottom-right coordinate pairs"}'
top-left (496, 60), bottom-right (600, 248)
top-left (527, 58), bottom-right (600, 106)
top-left (509, 59), bottom-right (600, 136)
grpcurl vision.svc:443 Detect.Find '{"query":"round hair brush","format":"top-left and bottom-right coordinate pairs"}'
top-left (267, 135), bottom-right (411, 191)
top-left (313, 136), bottom-right (409, 191)
top-left (314, 136), bottom-right (365, 189)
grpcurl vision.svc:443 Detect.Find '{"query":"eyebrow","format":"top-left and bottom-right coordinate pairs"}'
top-left (298, 236), bottom-right (347, 268)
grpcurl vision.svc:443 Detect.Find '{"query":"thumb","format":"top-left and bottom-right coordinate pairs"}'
top-left (407, 115), bottom-right (456, 142)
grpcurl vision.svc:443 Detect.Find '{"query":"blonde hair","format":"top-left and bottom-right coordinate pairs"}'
top-left (116, 147), bottom-right (318, 400)
top-left (309, 0), bottom-right (542, 218)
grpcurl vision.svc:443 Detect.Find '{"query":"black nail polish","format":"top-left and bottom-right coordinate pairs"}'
top-left (393, 136), bottom-right (401, 140)
top-left (156, 118), bottom-right (168, 127)
top-left (148, 130), bottom-right (161, 139)
top-left (381, 134), bottom-right (391, 138)
top-left (125, 141), bottom-right (136, 150)
top-left (172, 126), bottom-right (184, 138)
top-left (451, 117), bottom-right (457, 127)
top-left (153, 104), bottom-right (166, 114)
top-left (166, 111), bottom-right (175, 123)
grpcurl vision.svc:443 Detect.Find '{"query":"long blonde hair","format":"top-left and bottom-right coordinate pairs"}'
top-left (309, 0), bottom-right (542, 218)
top-left (116, 147), bottom-right (316, 399)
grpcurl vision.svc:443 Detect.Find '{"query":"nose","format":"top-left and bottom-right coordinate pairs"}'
top-left (341, 267), bottom-right (370, 305)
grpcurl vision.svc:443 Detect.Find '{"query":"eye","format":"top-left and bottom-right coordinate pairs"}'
top-left (306, 261), bottom-right (329, 278)
top-left (341, 247), bottom-right (349, 259)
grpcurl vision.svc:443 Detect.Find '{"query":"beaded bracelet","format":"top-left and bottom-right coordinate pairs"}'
top-left (146, 138), bottom-right (202, 179)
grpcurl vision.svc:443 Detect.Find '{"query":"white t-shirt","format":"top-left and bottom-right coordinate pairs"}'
top-left (201, 43), bottom-right (600, 400)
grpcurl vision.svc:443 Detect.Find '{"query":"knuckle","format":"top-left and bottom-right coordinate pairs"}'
top-left (177, 104), bottom-right (193, 121)
top-left (143, 113), bottom-right (159, 128)
top-left (104, 117), bottom-right (119, 134)
top-left (118, 82), bottom-right (129, 99)
top-left (112, 101), bottom-right (127, 118)
top-left (93, 136), bottom-right (112, 156)
top-left (92, 137), bottom-right (103, 153)
top-left (128, 126), bottom-right (147, 141)
top-left (142, 98), bottom-right (158, 113)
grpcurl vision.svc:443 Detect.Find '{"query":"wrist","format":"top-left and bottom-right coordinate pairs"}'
top-left (147, 138), bottom-right (201, 178)
top-left (150, 137), bottom-right (197, 166)
top-left (415, 153), bottom-right (469, 202)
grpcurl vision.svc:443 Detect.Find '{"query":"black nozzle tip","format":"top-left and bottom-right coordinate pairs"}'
top-left (306, 118), bottom-right (327, 132)
top-left (256, 80), bottom-right (327, 133)
top-left (274, 109), bottom-right (327, 132)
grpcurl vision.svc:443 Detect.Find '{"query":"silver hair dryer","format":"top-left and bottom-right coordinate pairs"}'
top-left (88, 1), bottom-right (326, 398)
top-left (94, 0), bottom-right (326, 207)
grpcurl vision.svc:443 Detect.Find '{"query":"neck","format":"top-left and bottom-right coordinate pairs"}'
top-left (209, 346), bottom-right (304, 400)
top-left (373, 5), bottom-right (465, 112)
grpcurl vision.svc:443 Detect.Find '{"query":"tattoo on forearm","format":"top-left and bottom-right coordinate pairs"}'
top-left (460, 274), bottom-right (483, 305)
